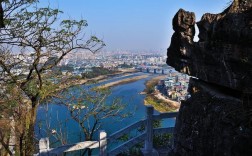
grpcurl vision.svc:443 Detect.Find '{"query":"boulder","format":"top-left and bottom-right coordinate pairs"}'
top-left (167, 0), bottom-right (252, 92)
top-left (167, 0), bottom-right (252, 155)
top-left (172, 78), bottom-right (252, 156)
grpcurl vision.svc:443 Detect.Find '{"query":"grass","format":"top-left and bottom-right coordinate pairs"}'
top-left (144, 96), bottom-right (175, 113)
top-left (144, 75), bottom-right (177, 113)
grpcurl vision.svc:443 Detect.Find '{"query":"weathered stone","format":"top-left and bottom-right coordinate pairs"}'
top-left (166, 0), bottom-right (252, 155)
top-left (171, 78), bottom-right (252, 156)
top-left (167, 0), bottom-right (252, 92)
top-left (167, 9), bottom-right (195, 75)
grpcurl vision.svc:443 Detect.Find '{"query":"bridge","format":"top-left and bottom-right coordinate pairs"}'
top-left (36, 106), bottom-right (178, 156)
top-left (138, 67), bottom-right (173, 74)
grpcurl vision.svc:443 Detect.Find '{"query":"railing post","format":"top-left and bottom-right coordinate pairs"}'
top-left (99, 130), bottom-right (107, 156)
top-left (142, 106), bottom-right (154, 156)
top-left (9, 117), bottom-right (15, 155)
top-left (39, 137), bottom-right (49, 154)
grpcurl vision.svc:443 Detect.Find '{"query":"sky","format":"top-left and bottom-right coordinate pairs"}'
top-left (40, 0), bottom-right (230, 52)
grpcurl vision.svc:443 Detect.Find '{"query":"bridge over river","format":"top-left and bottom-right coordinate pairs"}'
top-left (137, 66), bottom-right (174, 74)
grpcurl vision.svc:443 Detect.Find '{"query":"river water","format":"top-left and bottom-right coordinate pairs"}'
top-left (35, 72), bottom-right (175, 148)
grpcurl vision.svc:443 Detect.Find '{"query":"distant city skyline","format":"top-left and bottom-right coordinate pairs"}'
top-left (40, 0), bottom-right (230, 51)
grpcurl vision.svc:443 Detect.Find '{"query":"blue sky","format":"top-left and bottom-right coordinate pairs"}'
top-left (41, 0), bottom-right (230, 51)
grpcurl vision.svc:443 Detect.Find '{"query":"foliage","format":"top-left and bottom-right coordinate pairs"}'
top-left (144, 78), bottom-right (158, 94)
top-left (0, 0), bottom-right (105, 155)
top-left (118, 63), bottom-right (134, 68)
top-left (59, 65), bottom-right (74, 72)
top-left (153, 133), bottom-right (172, 148)
top-left (145, 96), bottom-right (174, 112)
top-left (81, 67), bottom-right (117, 79)
top-left (0, 0), bottom-right (105, 106)
top-left (0, 83), bottom-right (32, 156)
top-left (144, 76), bottom-right (177, 112)
top-left (118, 120), bottom-right (173, 156)
top-left (0, 84), bottom-right (22, 118)
top-left (54, 87), bottom-right (129, 156)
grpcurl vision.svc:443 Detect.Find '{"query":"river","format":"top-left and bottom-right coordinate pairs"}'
top-left (35, 72), bottom-right (176, 148)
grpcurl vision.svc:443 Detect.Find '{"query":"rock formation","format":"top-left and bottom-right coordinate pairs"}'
top-left (167, 0), bottom-right (252, 155)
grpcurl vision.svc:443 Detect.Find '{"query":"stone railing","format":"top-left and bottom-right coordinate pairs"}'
top-left (35, 131), bottom-right (107, 156)
top-left (35, 106), bottom-right (178, 156)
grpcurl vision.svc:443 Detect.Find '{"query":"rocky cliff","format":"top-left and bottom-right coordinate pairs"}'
top-left (167, 0), bottom-right (252, 155)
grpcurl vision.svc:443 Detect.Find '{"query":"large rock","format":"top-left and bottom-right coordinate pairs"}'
top-left (167, 0), bottom-right (252, 155)
top-left (167, 9), bottom-right (195, 74)
top-left (167, 0), bottom-right (252, 92)
top-left (172, 78), bottom-right (252, 156)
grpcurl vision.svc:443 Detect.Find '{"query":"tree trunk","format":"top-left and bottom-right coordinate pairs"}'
top-left (19, 135), bottom-right (24, 156)
top-left (85, 135), bottom-right (93, 156)
top-left (88, 149), bottom-right (92, 156)
top-left (25, 105), bottom-right (37, 155)
top-left (18, 103), bottom-right (38, 156)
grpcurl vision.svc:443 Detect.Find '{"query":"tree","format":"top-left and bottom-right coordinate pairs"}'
top-left (36, 87), bottom-right (130, 156)
top-left (61, 88), bottom-right (127, 156)
top-left (0, 0), bottom-right (105, 155)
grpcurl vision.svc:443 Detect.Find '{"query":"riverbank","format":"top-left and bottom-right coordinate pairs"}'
top-left (143, 75), bottom-right (180, 112)
top-left (95, 75), bottom-right (149, 89)
top-left (37, 70), bottom-right (167, 147)
top-left (52, 71), bottom-right (180, 113)
top-left (55, 69), bottom-right (138, 92)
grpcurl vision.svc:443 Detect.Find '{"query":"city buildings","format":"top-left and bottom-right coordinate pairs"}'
top-left (156, 71), bottom-right (190, 103)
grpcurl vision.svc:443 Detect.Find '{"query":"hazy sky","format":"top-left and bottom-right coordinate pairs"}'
top-left (40, 0), bottom-right (230, 51)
